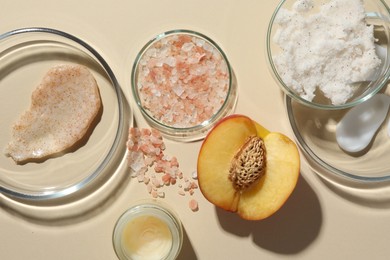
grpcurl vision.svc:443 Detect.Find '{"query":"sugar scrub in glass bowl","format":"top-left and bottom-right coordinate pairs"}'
top-left (267, 0), bottom-right (390, 110)
top-left (131, 30), bottom-right (237, 141)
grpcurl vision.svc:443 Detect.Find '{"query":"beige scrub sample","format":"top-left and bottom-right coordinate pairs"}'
top-left (4, 64), bottom-right (102, 163)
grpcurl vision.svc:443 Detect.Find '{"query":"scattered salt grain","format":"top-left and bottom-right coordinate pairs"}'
top-left (272, 0), bottom-right (381, 105)
top-left (157, 191), bottom-right (165, 198)
top-left (136, 34), bottom-right (229, 128)
top-left (126, 127), bottom-right (199, 212)
top-left (189, 199), bottom-right (199, 212)
top-left (191, 170), bottom-right (198, 180)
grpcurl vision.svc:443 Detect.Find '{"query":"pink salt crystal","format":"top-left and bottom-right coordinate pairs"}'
top-left (137, 34), bottom-right (229, 128)
top-left (152, 177), bottom-right (161, 188)
top-left (150, 136), bottom-right (163, 146)
top-left (162, 174), bottom-right (171, 185)
top-left (127, 151), bottom-right (145, 172)
top-left (151, 128), bottom-right (161, 137)
top-left (165, 166), bottom-right (178, 177)
top-left (181, 42), bottom-right (194, 52)
top-left (178, 172), bottom-right (183, 179)
top-left (154, 163), bottom-right (165, 173)
top-left (154, 147), bottom-right (161, 155)
top-left (127, 126), bottom-right (200, 211)
top-left (191, 181), bottom-right (198, 189)
top-left (145, 156), bottom-right (155, 166)
top-left (189, 199), bottom-right (199, 212)
top-left (126, 139), bottom-right (134, 149)
top-left (130, 127), bottom-right (141, 137)
top-left (141, 128), bottom-right (151, 136)
top-left (170, 156), bottom-right (179, 167)
top-left (184, 183), bottom-right (191, 192)
top-left (151, 190), bottom-right (158, 198)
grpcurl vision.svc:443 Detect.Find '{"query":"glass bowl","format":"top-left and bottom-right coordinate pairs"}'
top-left (131, 29), bottom-right (237, 141)
top-left (0, 27), bottom-right (127, 203)
top-left (113, 200), bottom-right (183, 260)
top-left (286, 94), bottom-right (390, 183)
top-left (267, 0), bottom-right (390, 110)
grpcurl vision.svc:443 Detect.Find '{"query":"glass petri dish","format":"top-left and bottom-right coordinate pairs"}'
top-left (0, 27), bottom-right (127, 203)
top-left (286, 95), bottom-right (390, 183)
top-left (113, 200), bottom-right (183, 260)
top-left (267, 0), bottom-right (390, 110)
top-left (131, 29), bottom-right (237, 142)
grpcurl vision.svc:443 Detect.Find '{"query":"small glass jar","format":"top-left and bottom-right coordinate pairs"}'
top-left (113, 200), bottom-right (183, 260)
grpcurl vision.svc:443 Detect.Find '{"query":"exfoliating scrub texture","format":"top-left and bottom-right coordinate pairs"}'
top-left (273, 0), bottom-right (381, 105)
top-left (4, 64), bottom-right (101, 163)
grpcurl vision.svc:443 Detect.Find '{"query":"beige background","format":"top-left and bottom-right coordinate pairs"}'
top-left (1, 0), bottom-right (390, 259)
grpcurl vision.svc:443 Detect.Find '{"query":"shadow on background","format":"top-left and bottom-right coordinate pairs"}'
top-left (177, 227), bottom-right (198, 260)
top-left (216, 175), bottom-right (322, 255)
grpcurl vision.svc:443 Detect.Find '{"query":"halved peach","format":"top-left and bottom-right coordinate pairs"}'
top-left (197, 114), bottom-right (300, 220)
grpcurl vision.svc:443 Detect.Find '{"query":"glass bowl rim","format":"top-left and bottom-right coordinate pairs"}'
top-left (131, 29), bottom-right (234, 133)
top-left (0, 27), bottom-right (125, 201)
top-left (266, 0), bottom-right (390, 110)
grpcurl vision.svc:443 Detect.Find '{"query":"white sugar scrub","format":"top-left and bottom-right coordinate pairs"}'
top-left (272, 0), bottom-right (382, 105)
top-left (134, 32), bottom-right (231, 129)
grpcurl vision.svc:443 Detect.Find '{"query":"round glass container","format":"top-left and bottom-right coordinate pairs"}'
top-left (286, 95), bottom-right (390, 183)
top-left (113, 200), bottom-right (183, 260)
top-left (0, 27), bottom-right (127, 203)
top-left (267, 0), bottom-right (390, 110)
top-left (131, 29), bottom-right (237, 141)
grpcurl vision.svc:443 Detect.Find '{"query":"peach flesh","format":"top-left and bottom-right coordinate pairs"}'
top-left (197, 114), bottom-right (300, 220)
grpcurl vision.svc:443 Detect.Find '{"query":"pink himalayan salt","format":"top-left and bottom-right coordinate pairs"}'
top-left (189, 199), bottom-right (199, 212)
top-left (126, 127), bottom-right (199, 211)
top-left (137, 34), bottom-right (229, 128)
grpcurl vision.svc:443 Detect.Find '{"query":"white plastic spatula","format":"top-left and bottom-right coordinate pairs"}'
top-left (336, 94), bottom-right (390, 153)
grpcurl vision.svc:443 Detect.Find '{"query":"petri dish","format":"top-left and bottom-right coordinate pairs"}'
top-left (131, 29), bottom-right (237, 141)
top-left (0, 27), bottom-right (127, 203)
top-left (286, 95), bottom-right (390, 183)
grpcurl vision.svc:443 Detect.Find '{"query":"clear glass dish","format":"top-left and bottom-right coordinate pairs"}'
top-left (267, 0), bottom-right (390, 110)
top-left (131, 29), bottom-right (237, 141)
top-left (0, 28), bottom-right (127, 203)
top-left (286, 95), bottom-right (390, 183)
